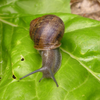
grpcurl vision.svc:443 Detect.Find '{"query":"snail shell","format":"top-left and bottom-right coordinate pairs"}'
top-left (19, 15), bottom-right (65, 87)
top-left (30, 15), bottom-right (64, 50)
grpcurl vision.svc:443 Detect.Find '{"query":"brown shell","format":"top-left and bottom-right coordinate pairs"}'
top-left (30, 15), bottom-right (65, 50)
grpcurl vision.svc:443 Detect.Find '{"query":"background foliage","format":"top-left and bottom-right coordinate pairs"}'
top-left (0, 0), bottom-right (100, 100)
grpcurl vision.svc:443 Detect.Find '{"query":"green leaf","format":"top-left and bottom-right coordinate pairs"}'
top-left (0, 0), bottom-right (100, 100)
top-left (0, 0), bottom-right (70, 15)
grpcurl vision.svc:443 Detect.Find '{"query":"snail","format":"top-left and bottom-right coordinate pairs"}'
top-left (19, 15), bottom-right (65, 87)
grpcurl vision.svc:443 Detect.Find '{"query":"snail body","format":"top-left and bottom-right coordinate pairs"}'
top-left (19, 15), bottom-right (65, 87)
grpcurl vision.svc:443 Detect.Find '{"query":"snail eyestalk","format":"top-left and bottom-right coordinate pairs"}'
top-left (19, 68), bottom-right (42, 81)
top-left (49, 69), bottom-right (59, 87)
